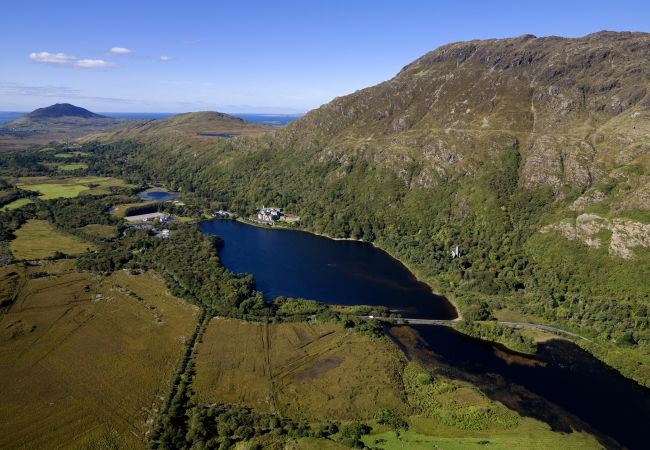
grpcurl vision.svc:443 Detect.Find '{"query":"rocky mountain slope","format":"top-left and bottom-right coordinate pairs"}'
top-left (282, 31), bottom-right (649, 192)
top-left (273, 30), bottom-right (650, 260)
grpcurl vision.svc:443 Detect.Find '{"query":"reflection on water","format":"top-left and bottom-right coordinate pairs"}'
top-left (200, 219), bottom-right (457, 319)
top-left (389, 325), bottom-right (650, 450)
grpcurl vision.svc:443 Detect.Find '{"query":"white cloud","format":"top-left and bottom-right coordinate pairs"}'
top-left (75, 59), bottom-right (118, 68)
top-left (159, 55), bottom-right (172, 61)
top-left (29, 52), bottom-right (76, 64)
top-left (109, 47), bottom-right (131, 54)
top-left (29, 51), bottom-right (117, 69)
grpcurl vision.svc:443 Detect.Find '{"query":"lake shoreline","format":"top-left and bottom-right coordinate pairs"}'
top-left (233, 216), bottom-right (462, 320)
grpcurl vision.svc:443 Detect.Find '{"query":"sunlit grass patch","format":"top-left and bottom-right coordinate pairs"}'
top-left (9, 220), bottom-right (94, 259)
top-left (17, 176), bottom-right (131, 199)
top-left (17, 179), bottom-right (90, 199)
top-left (1, 198), bottom-right (33, 211)
top-left (58, 163), bottom-right (88, 171)
top-left (58, 163), bottom-right (89, 171)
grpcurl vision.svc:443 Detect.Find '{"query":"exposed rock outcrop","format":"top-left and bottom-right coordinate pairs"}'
top-left (542, 214), bottom-right (650, 258)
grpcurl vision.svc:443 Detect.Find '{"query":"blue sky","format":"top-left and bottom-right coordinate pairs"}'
top-left (1, 0), bottom-right (648, 113)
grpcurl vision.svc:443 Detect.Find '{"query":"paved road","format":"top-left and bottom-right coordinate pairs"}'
top-left (358, 316), bottom-right (590, 341)
top-left (496, 321), bottom-right (589, 341)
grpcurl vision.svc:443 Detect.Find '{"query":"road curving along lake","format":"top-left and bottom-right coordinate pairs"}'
top-left (201, 218), bottom-right (650, 449)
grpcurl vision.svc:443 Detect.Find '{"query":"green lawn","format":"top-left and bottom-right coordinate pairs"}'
top-left (9, 220), bottom-right (94, 259)
top-left (363, 417), bottom-right (600, 450)
top-left (1, 198), bottom-right (34, 211)
top-left (58, 163), bottom-right (89, 171)
top-left (54, 151), bottom-right (90, 158)
top-left (17, 176), bottom-right (131, 199)
top-left (111, 201), bottom-right (158, 217)
top-left (18, 182), bottom-right (90, 199)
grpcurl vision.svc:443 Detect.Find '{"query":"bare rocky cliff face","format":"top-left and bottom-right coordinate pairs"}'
top-left (281, 32), bottom-right (650, 194)
top-left (542, 214), bottom-right (650, 258)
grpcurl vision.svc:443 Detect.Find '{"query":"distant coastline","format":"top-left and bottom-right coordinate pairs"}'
top-left (0, 111), bottom-right (303, 126)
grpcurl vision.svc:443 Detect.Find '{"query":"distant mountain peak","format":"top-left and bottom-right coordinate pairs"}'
top-left (26, 103), bottom-right (107, 120)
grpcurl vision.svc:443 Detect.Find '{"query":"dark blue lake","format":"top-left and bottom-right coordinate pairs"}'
top-left (200, 218), bottom-right (650, 449)
top-left (200, 219), bottom-right (456, 319)
top-left (137, 190), bottom-right (179, 201)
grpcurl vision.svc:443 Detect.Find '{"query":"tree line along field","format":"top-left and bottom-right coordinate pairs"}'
top-left (0, 263), bottom-right (198, 449)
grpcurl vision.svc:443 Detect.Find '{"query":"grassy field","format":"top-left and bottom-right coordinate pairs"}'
top-left (0, 265), bottom-right (198, 449)
top-left (79, 223), bottom-right (117, 239)
top-left (54, 152), bottom-right (75, 158)
top-left (362, 419), bottom-right (600, 450)
top-left (17, 176), bottom-right (131, 199)
top-left (192, 320), bottom-right (601, 449)
top-left (18, 181), bottom-right (90, 198)
top-left (386, 361), bottom-right (601, 449)
top-left (193, 318), bottom-right (407, 420)
top-left (111, 201), bottom-right (158, 217)
top-left (1, 198), bottom-right (33, 211)
top-left (58, 163), bottom-right (89, 171)
top-left (9, 220), bottom-right (94, 259)
top-left (287, 437), bottom-right (349, 449)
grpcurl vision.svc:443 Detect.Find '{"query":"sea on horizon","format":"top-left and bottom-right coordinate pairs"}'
top-left (0, 111), bottom-right (303, 126)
